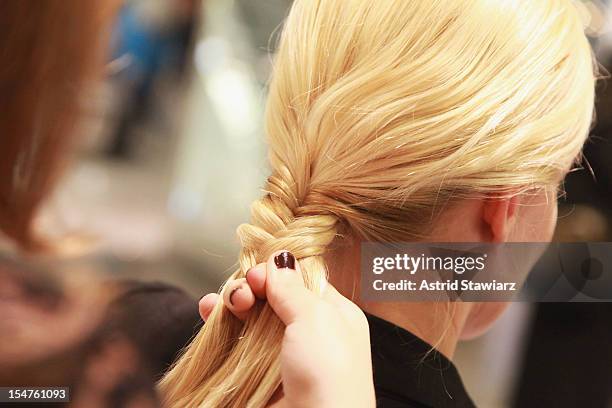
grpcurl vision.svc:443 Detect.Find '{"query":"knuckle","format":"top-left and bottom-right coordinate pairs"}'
top-left (315, 300), bottom-right (334, 316)
top-left (350, 307), bottom-right (370, 331)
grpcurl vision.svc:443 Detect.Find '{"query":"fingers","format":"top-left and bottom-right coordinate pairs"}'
top-left (199, 263), bottom-right (267, 322)
top-left (265, 250), bottom-right (320, 326)
top-left (200, 252), bottom-right (363, 329)
top-left (198, 293), bottom-right (219, 321)
top-left (199, 277), bottom-right (260, 322)
top-left (222, 278), bottom-right (256, 321)
top-left (245, 263), bottom-right (267, 299)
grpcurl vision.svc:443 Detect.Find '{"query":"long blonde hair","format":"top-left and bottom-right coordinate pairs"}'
top-left (159, 0), bottom-right (596, 406)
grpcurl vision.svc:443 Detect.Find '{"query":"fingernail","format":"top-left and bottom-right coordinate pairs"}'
top-left (229, 285), bottom-right (242, 306)
top-left (274, 251), bottom-right (295, 270)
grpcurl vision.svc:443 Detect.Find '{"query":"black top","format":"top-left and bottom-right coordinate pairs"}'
top-left (106, 279), bottom-right (475, 407)
top-left (367, 313), bottom-right (476, 408)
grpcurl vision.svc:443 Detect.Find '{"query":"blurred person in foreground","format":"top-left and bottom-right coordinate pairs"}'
top-left (0, 1), bottom-right (377, 407)
top-left (0, 1), bottom-right (199, 406)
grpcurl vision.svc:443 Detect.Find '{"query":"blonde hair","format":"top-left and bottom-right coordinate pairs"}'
top-left (159, 0), bottom-right (596, 406)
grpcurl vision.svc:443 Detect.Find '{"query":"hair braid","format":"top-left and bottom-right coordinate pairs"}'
top-left (159, 165), bottom-right (339, 407)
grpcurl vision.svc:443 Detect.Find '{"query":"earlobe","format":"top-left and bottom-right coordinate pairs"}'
top-left (482, 194), bottom-right (520, 242)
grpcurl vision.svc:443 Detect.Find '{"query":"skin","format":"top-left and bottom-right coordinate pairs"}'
top-left (202, 250), bottom-right (375, 408)
top-left (200, 188), bottom-right (559, 406)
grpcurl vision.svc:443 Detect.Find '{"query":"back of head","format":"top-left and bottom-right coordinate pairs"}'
top-left (159, 0), bottom-right (596, 406)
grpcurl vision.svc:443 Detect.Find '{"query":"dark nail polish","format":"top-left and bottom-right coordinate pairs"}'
top-left (229, 285), bottom-right (242, 306)
top-left (274, 251), bottom-right (295, 270)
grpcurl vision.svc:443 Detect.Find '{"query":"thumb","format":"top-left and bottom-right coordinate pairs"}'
top-left (265, 250), bottom-right (319, 325)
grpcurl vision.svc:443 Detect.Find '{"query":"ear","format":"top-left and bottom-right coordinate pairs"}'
top-left (482, 194), bottom-right (520, 242)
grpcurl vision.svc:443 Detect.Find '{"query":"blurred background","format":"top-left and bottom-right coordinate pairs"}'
top-left (26, 0), bottom-right (612, 407)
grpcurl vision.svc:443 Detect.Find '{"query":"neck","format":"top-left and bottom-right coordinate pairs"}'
top-left (357, 301), bottom-right (471, 359)
top-left (326, 238), bottom-right (473, 360)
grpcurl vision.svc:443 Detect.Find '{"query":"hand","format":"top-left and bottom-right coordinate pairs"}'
top-left (199, 250), bottom-right (375, 408)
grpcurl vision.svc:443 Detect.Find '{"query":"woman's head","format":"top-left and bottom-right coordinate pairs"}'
top-left (260, 0), bottom-right (594, 246)
top-left (161, 0), bottom-right (596, 405)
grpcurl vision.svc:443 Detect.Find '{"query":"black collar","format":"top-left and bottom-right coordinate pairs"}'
top-left (366, 313), bottom-right (476, 408)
